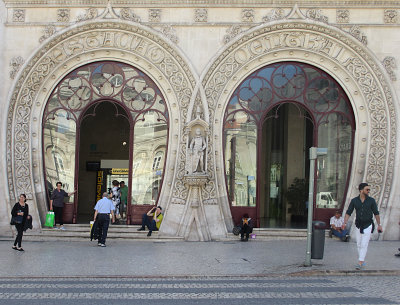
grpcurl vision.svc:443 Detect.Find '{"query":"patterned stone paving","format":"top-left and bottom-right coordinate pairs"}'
top-left (0, 276), bottom-right (398, 305)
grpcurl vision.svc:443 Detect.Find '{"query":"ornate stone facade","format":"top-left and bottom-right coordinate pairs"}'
top-left (2, 1), bottom-right (400, 241)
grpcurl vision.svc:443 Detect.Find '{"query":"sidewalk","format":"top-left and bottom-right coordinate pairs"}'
top-left (0, 238), bottom-right (399, 277)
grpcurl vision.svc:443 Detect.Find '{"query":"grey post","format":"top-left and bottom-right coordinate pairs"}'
top-left (305, 147), bottom-right (327, 267)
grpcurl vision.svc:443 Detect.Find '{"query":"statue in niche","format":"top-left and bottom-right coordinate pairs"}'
top-left (189, 128), bottom-right (207, 174)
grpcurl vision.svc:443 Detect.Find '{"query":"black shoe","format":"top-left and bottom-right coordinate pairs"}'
top-left (137, 227), bottom-right (145, 231)
top-left (244, 238), bottom-right (249, 242)
top-left (147, 231), bottom-right (152, 237)
top-left (329, 230), bottom-right (333, 238)
top-left (16, 248), bottom-right (24, 251)
top-left (12, 246), bottom-right (17, 250)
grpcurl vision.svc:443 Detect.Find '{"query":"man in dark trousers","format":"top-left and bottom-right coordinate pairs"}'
top-left (342, 183), bottom-right (382, 270)
top-left (93, 192), bottom-right (115, 247)
top-left (50, 182), bottom-right (76, 230)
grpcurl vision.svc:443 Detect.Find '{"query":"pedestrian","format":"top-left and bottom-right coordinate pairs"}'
top-left (329, 210), bottom-right (350, 242)
top-left (50, 182), bottom-right (77, 230)
top-left (137, 206), bottom-right (163, 236)
top-left (93, 192), bottom-right (115, 247)
top-left (239, 213), bottom-right (253, 242)
top-left (110, 180), bottom-right (121, 223)
top-left (342, 183), bottom-right (382, 270)
top-left (119, 181), bottom-right (128, 220)
top-left (11, 194), bottom-right (31, 251)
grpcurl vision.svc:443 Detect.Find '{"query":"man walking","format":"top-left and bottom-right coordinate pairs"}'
top-left (93, 192), bottom-right (115, 247)
top-left (342, 183), bottom-right (382, 270)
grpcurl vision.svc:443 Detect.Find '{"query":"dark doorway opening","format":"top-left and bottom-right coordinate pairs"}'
top-left (77, 101), bottom-right (130, 223)
top-left (259, 103), bottom-right (313, 228)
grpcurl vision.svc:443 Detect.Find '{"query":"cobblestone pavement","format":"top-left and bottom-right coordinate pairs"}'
top-left (0, 276), bottom-right (398, 305)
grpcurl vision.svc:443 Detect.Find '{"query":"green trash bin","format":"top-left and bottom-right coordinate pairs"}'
top-left (311, 221), bottom-right (326, 259)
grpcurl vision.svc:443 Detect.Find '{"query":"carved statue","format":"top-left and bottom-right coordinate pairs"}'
top-left (189, 128), bottom-right (207, 174)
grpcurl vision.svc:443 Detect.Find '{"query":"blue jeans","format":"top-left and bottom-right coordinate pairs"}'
top-left (141, 213), bottom-right (157, 232)
top-left (332, 228), bottom-right (348, 240)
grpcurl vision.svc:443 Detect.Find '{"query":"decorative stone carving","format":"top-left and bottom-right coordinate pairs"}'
top-left (160, 25), bottom-right (179, 44)
top-left (39, 25), bottom-right (57, 43)
top-left (223, 25), bottom-right (244, 44)
top-left (9, 56), bottom-right (24, 79)
top-left (13, 9), bottom-right (25, 22)
top-left (306, 9), bottom-right (328, 23)
top-left (336, 9), bottom-right (350, 23)
top-left (384, 9), bottom-right (398, 24)
top-left (149, 9), bottom-right (161, 22)
top-left (241, 9), bottom-right (254, 23)
top-left (57, 9), bottom-right (70, 22)
top-left (185, 112), bottom-right (208, 175)
top-left (7, 21), bottom-right (196, 209)
top-left (195, 8), bottom-right (207, 22)
top-left (201, 21), bottom-right (395, 230)
top-left (262, 8), bottom-right (285, 22)
top-left (383, 56), bottom-right (397, 81)
top-left (348, 25), bottom-right (368, 45)
top-left (77, 8), bottom-right (98, 21)
top-left (120, 8), bottom-right (141, 22)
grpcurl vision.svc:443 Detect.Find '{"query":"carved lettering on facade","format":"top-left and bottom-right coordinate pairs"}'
top-left (7, 23), bottom-right (195, 207)
top-left (202, 22), bottom-right (395, 216)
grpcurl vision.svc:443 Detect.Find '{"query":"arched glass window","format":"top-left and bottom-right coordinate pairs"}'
top-left (224, 62), bottom-right (355, 227)
top-left (43, 61), bottom-right (169, 222)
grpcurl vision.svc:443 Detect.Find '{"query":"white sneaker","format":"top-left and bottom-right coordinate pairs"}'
top-left (60, 226), bottom-right (66, 231)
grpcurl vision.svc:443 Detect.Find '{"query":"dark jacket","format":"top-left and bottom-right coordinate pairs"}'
top-left (11, 202), bottom-right (29, 225)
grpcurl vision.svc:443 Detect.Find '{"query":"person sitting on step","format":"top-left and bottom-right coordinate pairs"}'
top-left (330, 210), bottom-right (350, 242)
top-left (239, 213), bottom-right (253, 242)
top-left (137, 206), bottom-right (163, 237)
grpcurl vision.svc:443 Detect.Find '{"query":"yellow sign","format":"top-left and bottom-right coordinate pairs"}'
top-left (111, 168), bottom-right (129, 175)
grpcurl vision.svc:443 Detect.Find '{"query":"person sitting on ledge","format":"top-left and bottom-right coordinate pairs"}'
top-left (137, 206), bottom-right (163, 237)
top-left (330, 210), bottom-right (350, 242)
top-left (239, 213), bottom-right (253, 242)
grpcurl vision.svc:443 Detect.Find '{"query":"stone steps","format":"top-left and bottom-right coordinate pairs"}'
top-left (20, 224), bottom-right (325, 241)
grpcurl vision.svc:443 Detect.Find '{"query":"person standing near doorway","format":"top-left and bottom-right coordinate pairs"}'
top-left (119, 181), bottom-right (128, 220)
top-left (50, 182), bottom-right (77, 230)
top-left (110, 180), bottom-right (121, 223)
top-left (342, 183), bottom-right (382, 270)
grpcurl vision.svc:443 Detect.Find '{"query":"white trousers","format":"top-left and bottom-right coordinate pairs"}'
top-left (355, 224), bottom-right (372, 262)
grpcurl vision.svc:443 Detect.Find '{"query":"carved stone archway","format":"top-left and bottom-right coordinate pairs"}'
top-left (6, 20), bottom-right (198, 227)
top-left (199, 20), bottom-right (398, 239)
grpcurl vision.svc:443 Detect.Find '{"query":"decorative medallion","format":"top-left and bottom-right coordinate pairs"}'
top-left (13, 9), bottom-right (25, 22)
top-left (149, 9), bottom-right (161, 22)
top-left (337, 9), bottom-right (350, 23)
top-left (57, 9), bottom-right (70, 22)
top-left (383, 56), bottom-right (397, 81)
top-left (195, 9), bottom-right (208, 23)
top-left (39, 25), bottom-right (57, 43)
top-left (384, 9), bottom-right (398, 24)
top-left (241, 9), bottom-right (255, 23)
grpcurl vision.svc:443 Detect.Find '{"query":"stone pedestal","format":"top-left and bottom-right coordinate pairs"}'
top-left (177, 175), bottom-right (211, 241)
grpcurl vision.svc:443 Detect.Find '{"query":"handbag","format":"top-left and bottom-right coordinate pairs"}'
top-left (232, 226), bottom-right (241, 236)
top-left (44, 211), bottom-right (55, 227)
top-left (10, 215), bottom-right (23, 225)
